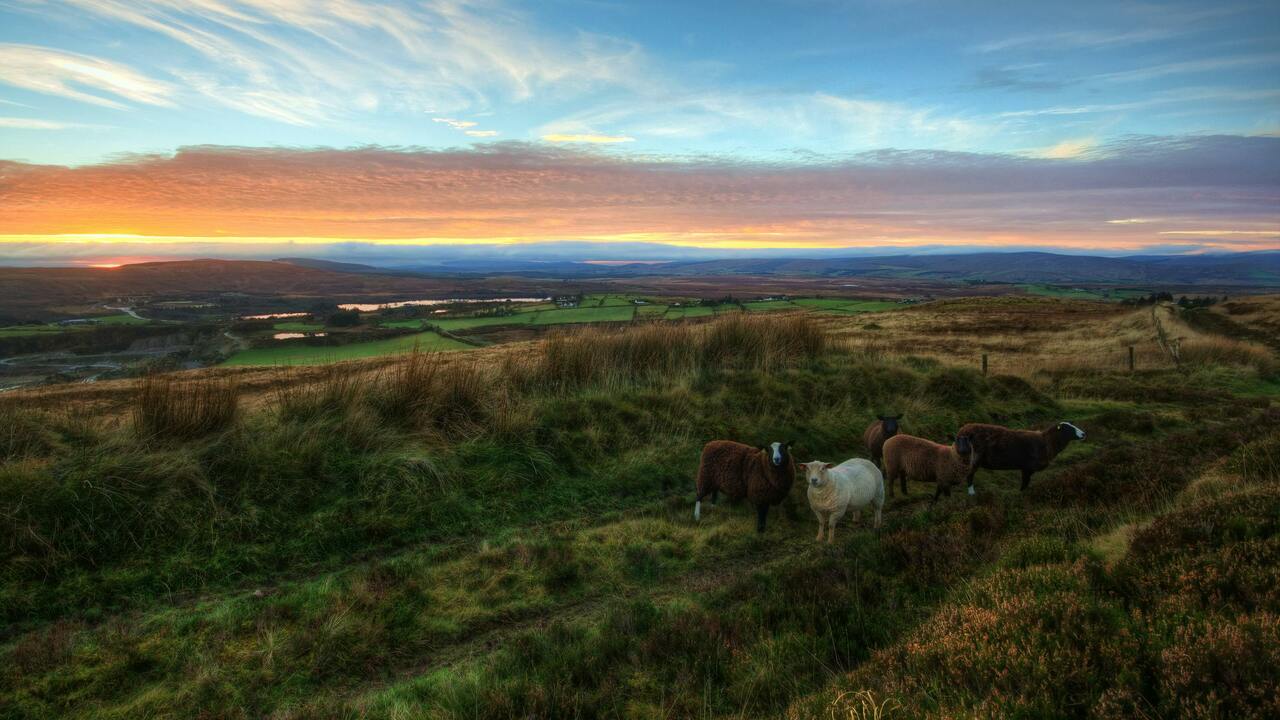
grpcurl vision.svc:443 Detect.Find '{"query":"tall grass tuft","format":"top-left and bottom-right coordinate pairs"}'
top-left (371, 351), bottom-right (498, 434)
top-left (1179, 336), bottom-right (1274, 374)
top-left (703, 312), bottom-right (825, 370)
top-left (132, 374), bottom-right (239, 440)
top-left (0, 406), bottom-right (58, 461)
top-left (519, 314), bottom-right (826, 390)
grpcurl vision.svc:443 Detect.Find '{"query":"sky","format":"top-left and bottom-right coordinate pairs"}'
top-left (0, 0), bottom-right (1277, 265)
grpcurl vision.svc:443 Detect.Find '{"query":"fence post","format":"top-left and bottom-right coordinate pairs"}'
top-left (1128, 345), bottom-right (1135, 371)
top-left (981, 353), bottom-right (988, 376)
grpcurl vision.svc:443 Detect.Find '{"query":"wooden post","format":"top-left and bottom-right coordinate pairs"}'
top-left (981, 353), bottom-right (988, 375)
top-left (1128, 345), bottom-right (1135, 371)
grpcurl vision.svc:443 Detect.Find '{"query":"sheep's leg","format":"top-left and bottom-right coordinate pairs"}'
top-left (755, 504), bottom-right (769, 533)
top-left (827, 511), bottom-right (845, 543)
top-left (814, 510), bottom-right (826, 541)
top-left (885, 473), bottom-right (894, 499)
top-left (711, 489), bottom-right (719, 505)
top-left (966, 467), bottom-right (978, 496)
top-left (930, 482), bottom-right (944, 505)
top-left (900, 473), bottom-right (909, 497)
top-left (873, 504), bottom-right (882, 530)
top-left (1020, 469), bottom-right (1033, 491)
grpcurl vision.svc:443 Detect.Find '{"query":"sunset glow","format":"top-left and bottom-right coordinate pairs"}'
top-left (0, 1), bottom-right (1277, 264)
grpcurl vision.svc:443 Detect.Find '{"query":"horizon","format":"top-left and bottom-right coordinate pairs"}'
top-left (1, 1), bottom-right (1278, 265)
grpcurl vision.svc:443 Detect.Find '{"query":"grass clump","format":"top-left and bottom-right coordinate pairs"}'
top-left (133, 373), bottom-right (239, 440)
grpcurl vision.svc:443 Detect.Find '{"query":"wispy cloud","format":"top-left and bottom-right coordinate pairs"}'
top-left (1026, 137), bottom-right (1097, 159)
top-left (434, 118), bottom-right (478, 129)
top-left (0, 117), bottom-right (91, 129)
top-left (0, 43), bottom-right (173, 108)
top-left (541, 133), bottom-right (635, 143)
top-left (37, 0), bottom-right (648, 125)
top-left (465, 130), bottom-right (499, 137)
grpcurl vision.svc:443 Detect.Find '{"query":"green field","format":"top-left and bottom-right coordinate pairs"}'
top-left (94, 313), bottom-right (150, 324)
top-left (794, 298), bottom-right (902, 313)
top-left (222, 331), bottom-right (471, 365)
top-left (635, 304), bottom-right (669, 317)
top-left (663, 305), bottom-right (717, 318)
top-left (0, 326), bottom-right (73, 337)
top-left (1018, 284), bottom-right (1110, 300)
top-left (530, 305), bottom-right (636, 324)
top-left (432, 313), bottom-right (535, 330)
top-left (274, 321), bottom-right (326, 332)
top-left (742, 299), bottom-right (799, 311)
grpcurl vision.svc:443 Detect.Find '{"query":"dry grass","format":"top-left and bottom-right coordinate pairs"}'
top-left (370, 350), bottom-right (503, 434)
top-left (509, 313), bottom-right (826, 390)
top-left (132, 373), bottom-right (239, 439)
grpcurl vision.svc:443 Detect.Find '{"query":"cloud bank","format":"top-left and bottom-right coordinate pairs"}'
top-left (1, 135), bottom-right (1277, 263)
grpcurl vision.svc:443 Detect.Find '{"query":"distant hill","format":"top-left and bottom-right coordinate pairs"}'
top-left (282, 250), bottom-right (1280, 287)
top-left (0, 260), bottom-right (563, 321)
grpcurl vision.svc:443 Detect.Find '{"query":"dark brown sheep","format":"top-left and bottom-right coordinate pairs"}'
top-left (957, 421), bottom-right (1085, 492)
top-left (863, 414), bottom-right (901, 476)
top-left (694, 440), bottom-right (795, 533)
top-left (882, 433), bottom-right (973, 504)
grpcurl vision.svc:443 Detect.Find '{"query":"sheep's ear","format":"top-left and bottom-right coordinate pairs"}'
top-left (877, 415), bottom-right (886, 421)
top-left (824, 463), bottom-right (834, 469)
top-left (785, 440), bottom-right (795, 449)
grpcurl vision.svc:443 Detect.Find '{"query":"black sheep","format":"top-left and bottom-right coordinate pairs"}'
top-left (957, 421), bottom-right (1085, 492)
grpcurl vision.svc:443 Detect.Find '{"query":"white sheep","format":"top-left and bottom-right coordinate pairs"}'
top-left (801, 458), bottom-right (885, 543)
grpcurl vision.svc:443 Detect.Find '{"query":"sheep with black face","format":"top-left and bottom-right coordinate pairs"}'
top-left (958, 421), bottom-right (1085, 493)
top-left (694, 440), bottom-right (795, 533)
top-left (863, 414), bottom-right (901, 483)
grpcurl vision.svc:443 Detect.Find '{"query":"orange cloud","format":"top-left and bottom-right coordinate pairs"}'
top-left (0, 138), bottom-right (1277, 256)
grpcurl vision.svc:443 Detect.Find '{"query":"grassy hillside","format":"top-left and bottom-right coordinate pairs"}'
top-left (2, 303), bottom-right (1277, 718)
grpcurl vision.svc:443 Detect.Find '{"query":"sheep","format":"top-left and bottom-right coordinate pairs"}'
top-left (881, 433), bottom-right (973, 504)
top-left (862, 414), bottom-right (901, 480)
top-left (801, 458), bottom-right (884, 543)
top-left (957, 421), bottom-right (1085, 493)
top-left (694, 440), bottom-right (795, 533)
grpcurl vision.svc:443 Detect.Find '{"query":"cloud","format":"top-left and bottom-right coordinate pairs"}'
top-left (434, 118), bottom-right (479, 129)
top-left (0, 43), bottom-right (174, 108)
top-left (541, 133), bottom-right (635, 144)
top-left (0, 117), bottom-right (88, 129)
top-left (0, 135), bottom-right (1276, 255)
top-left (1026, 138), bottom-right (1097, 159)
top-left (974, 65), bottom-right (1068, 92)
top-left (465, 130), bottom-right (499, 137)
top-left (36, 0), bottom-right (648, 125)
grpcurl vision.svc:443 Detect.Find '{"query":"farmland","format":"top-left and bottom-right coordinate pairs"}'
top-left (1, 294), bottom-right (1277, 718)
top-left (222, 330), bottom-right (472, 366)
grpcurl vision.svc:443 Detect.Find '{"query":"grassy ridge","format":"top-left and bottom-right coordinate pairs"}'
top-left (2, 311), bottom-right (1277, 718)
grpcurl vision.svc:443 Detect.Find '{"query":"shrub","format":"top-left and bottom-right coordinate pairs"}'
top-left (132, 374), bottom-right (239, 440)
top-left (1155, 612), bottom-right (1280, 719)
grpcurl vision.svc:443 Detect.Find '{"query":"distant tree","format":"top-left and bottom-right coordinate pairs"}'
top-left (328, 309), bottom-right (361, 327)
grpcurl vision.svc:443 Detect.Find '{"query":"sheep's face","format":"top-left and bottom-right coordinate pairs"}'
top-left (802, 461), bottom-right (834, 488)
top-left (954, 435), bottom-right (973, 456)
top-left (1058, 422), bottom-right (1086, 441)
top-left (878, 415), bottom-right (900, 436)
top-left (763, 441), bottom-right (793, 467)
